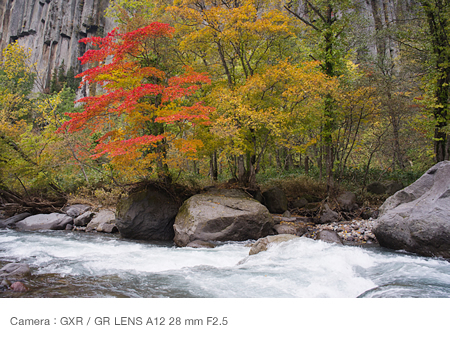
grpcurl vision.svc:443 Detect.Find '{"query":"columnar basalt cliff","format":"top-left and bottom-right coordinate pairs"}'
top-left (0, 0), bottom-right (115, 90)
top-left (0, 0), bottom-right (419, 92)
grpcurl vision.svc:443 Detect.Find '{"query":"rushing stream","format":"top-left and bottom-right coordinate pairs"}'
top-left (1, 228), bottom-right (450, 298)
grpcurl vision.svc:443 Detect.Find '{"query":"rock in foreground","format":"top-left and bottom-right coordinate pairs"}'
top-left (373, 161), bottom-right (450, 258)
top-left (173, 189), bottom-right (273, 247)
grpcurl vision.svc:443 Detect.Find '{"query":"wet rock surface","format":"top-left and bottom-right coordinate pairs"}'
top-left (186, 240), bottom-right (216, 248)
top-left (0, 263), bottom-right (31, 294)
top-left (317, 229), bottom-right (343, 245)
top-left (10, 281), bottom-right (28, 292)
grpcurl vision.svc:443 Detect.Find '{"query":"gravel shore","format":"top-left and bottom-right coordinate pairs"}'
top-left (274, 215), bottom-right (378, 246)
top-left (307, 219), bottom-right (378, 245)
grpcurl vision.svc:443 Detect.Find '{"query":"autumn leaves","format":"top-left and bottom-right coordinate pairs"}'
top-left (56, 1), bottom-right (347, 185)
top-left (59, 22), bottom-right (213, 180)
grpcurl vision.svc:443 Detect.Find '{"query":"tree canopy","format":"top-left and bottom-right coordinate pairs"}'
top-left (0, 0), bottom-right (446, 200)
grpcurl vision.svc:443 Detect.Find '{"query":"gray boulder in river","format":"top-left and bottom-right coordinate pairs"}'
top-left (173, 189), bottom-right (273, 247)
top-left (373, 161), bottom-right (450, 258)
top-left (14, 213), bottom-right (73, 231)
top-left (115, 186), bottom-right (180, 241)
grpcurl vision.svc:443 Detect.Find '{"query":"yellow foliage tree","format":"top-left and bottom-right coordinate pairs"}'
top-left (209, 60), bottom-right (338, 187)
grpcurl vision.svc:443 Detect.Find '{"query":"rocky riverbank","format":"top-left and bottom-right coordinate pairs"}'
top-left (271, 214), bottom-right (378, 246)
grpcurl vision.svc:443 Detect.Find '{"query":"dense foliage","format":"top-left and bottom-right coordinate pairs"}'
top-left (1, 0), bottom-right (447, 201)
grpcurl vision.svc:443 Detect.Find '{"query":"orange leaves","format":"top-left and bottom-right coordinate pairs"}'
top-left (76, 22), bottom-right (174, 89)
top-left (156, 102), bottom-right (213, 125)
top-left (163, 67), bottom-right (211, 103)
top-left (92, 134), bottom-right (166, 158)
top-left (122, 22), bottom-right (175, 44)
top-left (59, 22), bottom-right (213, 176)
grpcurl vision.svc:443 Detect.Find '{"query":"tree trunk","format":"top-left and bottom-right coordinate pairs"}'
top-left (422, 0), bottom-right (450, 162)
top-left (391, 112), bottom-right (405, 169)
top-left (305, 155), bottom-right (309, 175)
top-left (237, 155), bottom-right (246, 184)
top-left (210, 151), bottom-right (218, 181)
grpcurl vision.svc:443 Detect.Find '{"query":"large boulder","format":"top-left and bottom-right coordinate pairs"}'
top-left (14, 213), bottom-right (73, 231)
top-left (173, 189), bottom-right (273, 247)
top-left (373, 161), bottom-right (450, 258)
top-left (115, 186), bottom-right (181, 241)
top-left (262, 187), bottom-right (288, 214)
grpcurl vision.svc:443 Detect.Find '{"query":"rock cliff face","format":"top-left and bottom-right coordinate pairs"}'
top-left (0, 0), bottom-right (419, 92)
top-left (0, 0), bottom-right (115, 90)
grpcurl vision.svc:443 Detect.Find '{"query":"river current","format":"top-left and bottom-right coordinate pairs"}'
top-left (1, 228), bottom-right (450, 298)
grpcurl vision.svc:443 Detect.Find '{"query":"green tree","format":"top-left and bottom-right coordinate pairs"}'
top-left (419, 0), bottom-right (450, 162)
top-left (285, 0), bottom-right (357, 194)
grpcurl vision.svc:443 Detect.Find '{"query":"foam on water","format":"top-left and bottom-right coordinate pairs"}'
top-left (1, 229), bottom-right (450, 297)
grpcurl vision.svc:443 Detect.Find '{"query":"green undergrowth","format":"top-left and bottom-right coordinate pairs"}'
top-left (63, 165), bottom-right (428, 211)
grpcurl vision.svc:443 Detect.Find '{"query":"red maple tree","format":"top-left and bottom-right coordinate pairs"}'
top-left (58, 22), bottom-right (213, 179)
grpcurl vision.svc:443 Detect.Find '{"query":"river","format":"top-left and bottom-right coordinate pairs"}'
top-left (1, 228), bottom-right (450, 298)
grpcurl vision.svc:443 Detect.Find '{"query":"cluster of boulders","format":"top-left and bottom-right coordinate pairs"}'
top-left (2, 161), bottom-right (450, 261)
top-left (0, 205), bottom-right (117, 234)
top-left (112, 185), bottom-right (379, 250)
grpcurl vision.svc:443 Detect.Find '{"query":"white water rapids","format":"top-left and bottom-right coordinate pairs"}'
top-left (1, 228), bottom-right (450, 298)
